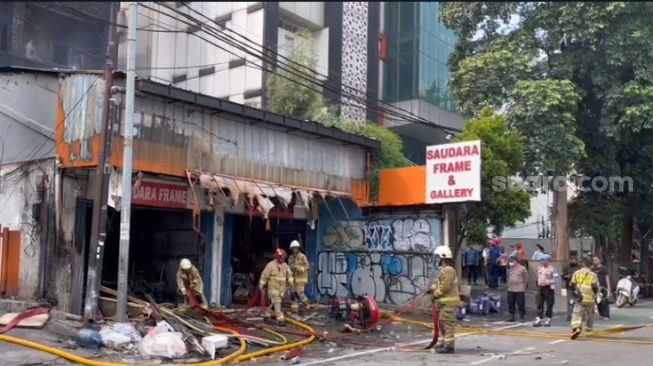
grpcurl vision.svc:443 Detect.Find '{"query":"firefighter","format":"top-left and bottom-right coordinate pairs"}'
top-left (259, 248), bottom-right (294, 326)
top-left (288, 240), bottom-right (310, 313)
top-left (176, 258), bottom-right (208, 309)
top-left (428, 246), bottom-right (461, 354)
top-left (570, 258), bottom-right (599, 340)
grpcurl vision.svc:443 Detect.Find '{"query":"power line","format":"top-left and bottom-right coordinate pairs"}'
top-left (71, 1), bottom-right (460, 134)
top-left (153, 2), bottom-right (460, 134)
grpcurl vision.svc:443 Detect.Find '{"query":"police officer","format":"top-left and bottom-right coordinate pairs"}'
top-left (288, 240), bottom-right (310, 313)
top-left (176, 258), bottom-right (208, 308)
top-left (259, 248), bottom-right (294, 326)
top-left (428, 246), bottom-right (460, 354)
top-left (570, 258), bottom-right (599, 339)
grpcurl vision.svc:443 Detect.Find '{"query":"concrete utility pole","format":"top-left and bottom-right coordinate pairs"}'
top-left (83, 1), bottom-right (121, 323)
top-left (116, 2), bottom-right (139, 323)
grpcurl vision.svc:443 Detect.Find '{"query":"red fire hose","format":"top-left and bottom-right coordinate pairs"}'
top-left (0, 308), bottom-right (50, 334)
top-left (424, 302), bottom-right (440, 350)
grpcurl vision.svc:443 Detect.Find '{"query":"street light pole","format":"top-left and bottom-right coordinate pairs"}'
top-left (116, 1), bottom-right (139, 323)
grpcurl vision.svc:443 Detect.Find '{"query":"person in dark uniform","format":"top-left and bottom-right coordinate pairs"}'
top-left (592, 256), bottom-right (611, 320)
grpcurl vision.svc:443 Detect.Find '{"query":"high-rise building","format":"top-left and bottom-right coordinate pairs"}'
top-left (133, 2), bottom-right (381, 122)
top-left (378, 2), bottom-right (464, 164)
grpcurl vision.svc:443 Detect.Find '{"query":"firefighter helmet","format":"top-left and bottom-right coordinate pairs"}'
top-left (434, 246), bottom-right (453, 259)
top-left (290, 240), bottom-right (301, 249)
top-left (274, 248), bottom-right (287, 261)
top-left (180, 258), bottom-right (192, 270)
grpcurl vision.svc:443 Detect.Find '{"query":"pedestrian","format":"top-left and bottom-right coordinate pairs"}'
top-left (532, 244), bottom-right (546, 261)
top-left (496, 247), bottom-right (508, 284)
top-left (533, 254), bottom-right (556, 327)
top-left (570, 258), bottom-right (599, 339)
top-left (506, 253), bottom-right (528, 322)
top-left (562, 259), bottom-right (580, 321)
top-left (464, 246), bottom-right (480, 285)
top-left (482, 245), bottom-right (490, 285)
top-left (488, 239), bottom-right (501, 289)
top-left (592, 256), bottom-right (611, 320)
top-left (428, 246), bottom-right (460, 354)
top-left (259, 248), bottom-right (294, 326)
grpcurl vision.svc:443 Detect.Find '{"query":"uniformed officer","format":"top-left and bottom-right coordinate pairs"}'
top-left (570, 258), bottom-right (599, 339)
top-left (259, 248), bottom-right (294, 326)
top-left (288, 240), bottom-right (310, 313)
top-left (428, 246), bottom-right (461, 354)
top-left (176, 258), bottom-right (208, 308)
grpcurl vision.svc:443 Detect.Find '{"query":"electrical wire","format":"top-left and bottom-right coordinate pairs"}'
top-left (154, 2), bottom-right (457, 133)
top-left (180, 2), bottom-right (462, 133)
top-left (0, 79), bottom-right (100, 215)
top-left (64, 1), bottom-right (460, 134)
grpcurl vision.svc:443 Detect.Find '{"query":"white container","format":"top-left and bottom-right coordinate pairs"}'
top-left (202, 335), bottom-right (229, 360)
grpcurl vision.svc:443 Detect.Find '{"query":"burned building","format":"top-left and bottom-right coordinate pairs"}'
top-left (0, 2), bottom-right (111, 70)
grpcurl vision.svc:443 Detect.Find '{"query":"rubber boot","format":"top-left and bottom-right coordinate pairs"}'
top-left (533, 317), bottom-right (542, 327)
top-left (571, 327), bottom-right (582, 340)
top-left (435, 344), bottom-right (455, 354)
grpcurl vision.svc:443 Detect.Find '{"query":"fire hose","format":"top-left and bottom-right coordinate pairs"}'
top-left (0, 287), bottom-right (317, 366)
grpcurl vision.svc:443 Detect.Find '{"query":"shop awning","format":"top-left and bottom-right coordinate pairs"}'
top-left (185, 170), bottom-right (355, 225)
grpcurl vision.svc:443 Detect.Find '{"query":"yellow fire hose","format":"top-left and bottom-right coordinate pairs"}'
top-left (0, 316), bottom-right (316, 366)
top-left (0, 286), bottom-right (318, 366)
top-left (0, 326), bottom-right (246, 366)
top-left (388, 315), bottom-right (653, 345)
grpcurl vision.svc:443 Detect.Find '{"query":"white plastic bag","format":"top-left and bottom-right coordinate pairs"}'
top-left (99, 323), bottom-right (142, 350)
top-left (138, 331), bottom-right (187, 359)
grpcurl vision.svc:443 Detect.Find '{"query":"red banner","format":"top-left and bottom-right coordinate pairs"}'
top-left (132, 181), bottom-right (190, 209)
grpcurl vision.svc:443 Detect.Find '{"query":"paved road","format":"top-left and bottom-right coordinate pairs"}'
top-left (276, 299), bottom-right (653, 366)
top-left (1, 298), bottom-right (652, 366)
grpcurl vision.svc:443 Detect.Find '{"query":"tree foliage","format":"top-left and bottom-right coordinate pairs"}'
top-left (454, 109), bottom-right (531, 246)
top-left (266, 30), bottom-right (409, 200)
top-left (441, 2), bottom-right (653, 258)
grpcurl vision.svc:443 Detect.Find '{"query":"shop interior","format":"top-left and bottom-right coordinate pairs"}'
top-left (230, 215), bottom-right (306, 303)
top-left (102, 207), bottom-right (203, 303)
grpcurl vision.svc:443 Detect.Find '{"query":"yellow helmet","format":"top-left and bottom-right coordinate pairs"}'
top-left (434, 246), bottom-right (453, 259)
top-left (180, 258), bottom-right (192, 270)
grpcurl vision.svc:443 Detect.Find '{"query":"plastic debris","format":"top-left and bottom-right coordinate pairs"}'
top-left (75, 329), bottom-right (103, 349)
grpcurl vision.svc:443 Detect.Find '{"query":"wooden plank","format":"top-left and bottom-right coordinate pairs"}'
top-left (5, 229), bottom-right (21, 296)
top-left (0, 313), bottom-right (50, 328)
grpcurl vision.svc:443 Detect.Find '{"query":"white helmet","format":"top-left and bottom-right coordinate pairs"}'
top-left (180, 258), bottom-right (192, 270)
top-left (290, 240), bottom-right (301, 249)
top-left (434, 246), bottom-right (453, 259)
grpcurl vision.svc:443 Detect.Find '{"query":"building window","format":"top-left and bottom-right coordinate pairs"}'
top-left (381, 2), bottom-right (457, 112)
top-left (278, 19), bottom-right (301, 34)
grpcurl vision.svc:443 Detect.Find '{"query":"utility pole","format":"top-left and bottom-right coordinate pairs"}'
top-left (83, 1), bottom-right (121, 323)
top-left (116, 2), bottom-right (138, 323)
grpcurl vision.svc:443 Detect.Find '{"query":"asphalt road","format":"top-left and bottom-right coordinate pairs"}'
top-left (1, 298), bottom-right (652, 366)
top-left (278, 298), bottom-right (653, 366)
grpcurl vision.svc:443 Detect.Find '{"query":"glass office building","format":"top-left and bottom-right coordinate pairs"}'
top-left (382, 2), bottom-right (456, 112)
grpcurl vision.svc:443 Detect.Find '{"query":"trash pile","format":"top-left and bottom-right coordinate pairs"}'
top-left (14, 286), bottom-right (316, 364)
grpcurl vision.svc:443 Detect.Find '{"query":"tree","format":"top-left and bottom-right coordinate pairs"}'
top-left (454, 109), bottom-right (531, 251)
top-left (440, 2), bottom-right (653, 261)
top-left (266, 30), bottom-right (409, 200)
